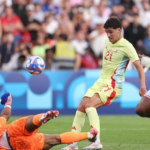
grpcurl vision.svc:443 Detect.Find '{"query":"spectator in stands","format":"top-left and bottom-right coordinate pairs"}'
top-left (137, 0), bottom-right (150, 28)
top-left (57, 11), bottom-right (75, 40)
top-left (141, 25), bottom-right (150, 56)
top-left (82, 0), bottom-right (96, 22)
top-left (124, 5), bottom-right (139, 23)
top-left (71, 30), bottom-right (88, 55)
top-left (0, 0), bottom-right (149, 72)
top-left (0, 0), bottom-right (12, 16)
top-left (0, 17), bottom-right (2, 44)
top-left (22, 4), bottom-right (41, 42)
top-left (88, 18), bottom-right (107, 61)
top-left (70, 0), bottom-right (83, 6)
top-left (108, 0), bottom-right (121, 6)
top-left (33, 3), bottom-right (45, 23)
top-left (80, 50), bottom-right (99, 69)
top-left (42, 0), bottom-right (60, 18)
top-left (42, 13), bottom-right (58, 39)
top-left (121, 18), bottom-right (130, 36)
top-left (31, 32), bottom-right (50, 59)
top-left (60, 0), bottom-right (74, 20)
top-left (121, 0), bottom-right (135, 12)
top-left (78, 21), bottom-right (92, 37)
top-left (124, 13), bottom-right (145, 49)
top-left (32, 0), bottom-right (43, 4)
top-left (45, 48), bottom-right (55, 70)
top-left (110, 4), bottom-right (125, 20)
top-left (12, 0), bottom-right (26, 21)
top-left (59, 11), bottom-right (74, 36)
top-left (19, 31), bottom-right (31, 47)
top-left (91, 1), bottom-right (111, 29)
top-left (0, 32), bottom-right (15, 69)
top-left (73, 6), bottom-right (85, 32)
top-left (7, 43), bottom-right (31, 70)
top-left (1, 6), bottom-right (24, 45)
top-left (53, 34), bottom-right (81, 70)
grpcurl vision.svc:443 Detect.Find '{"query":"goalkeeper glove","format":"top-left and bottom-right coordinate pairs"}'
top-left (0, 93), bottom-right (12, 107)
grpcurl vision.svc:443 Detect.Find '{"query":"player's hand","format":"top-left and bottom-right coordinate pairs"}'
top-left (0, 93), bottom-right (12, 105)
top-left (139, 88), bottom-right (147, 97)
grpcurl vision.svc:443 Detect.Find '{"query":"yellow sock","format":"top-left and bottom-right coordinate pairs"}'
top-left (86, 107), bottom-right (100, 137)
top-left (71, 110), bottom-right (86, 133)
top-left (60, 132), bottom-right (88, 144)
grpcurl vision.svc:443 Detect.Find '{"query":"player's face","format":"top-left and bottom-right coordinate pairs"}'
top-left (105, 27), bottom-right (121, 44)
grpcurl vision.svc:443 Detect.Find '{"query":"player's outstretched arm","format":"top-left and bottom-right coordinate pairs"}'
top-left (133, 60), bottom-right (147, 96)
top-left (0, 93), bottom-right (12, 121)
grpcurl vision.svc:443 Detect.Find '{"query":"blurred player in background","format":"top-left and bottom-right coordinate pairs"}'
top-left (0, 93), bottom-right (98, 150)
top-left (136, 55), bottom-right (150, 117)
top-left (62, 17), bottom-right (147, 150)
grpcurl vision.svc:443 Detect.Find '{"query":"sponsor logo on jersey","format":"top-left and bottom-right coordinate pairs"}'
top-left (115, 48), bottom-right (119, 53)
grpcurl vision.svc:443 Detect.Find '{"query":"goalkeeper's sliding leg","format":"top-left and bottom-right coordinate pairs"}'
top-left (6, 110), bottom-right (98, 150)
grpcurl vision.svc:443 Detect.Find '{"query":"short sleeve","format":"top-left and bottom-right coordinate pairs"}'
top-left (0, 117), bottom-right (6, 136)
top-left (0, 117), bottom-right (7, 127)
top-left (125, 43), bottom-right (139, 62)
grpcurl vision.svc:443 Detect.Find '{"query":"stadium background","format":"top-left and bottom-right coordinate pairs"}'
top-left (1, 1), bottom-right (150, 150)
top-left (0, 0), bottom-right (150, 115)
top-left (0, 70), bottom-right (149, 115)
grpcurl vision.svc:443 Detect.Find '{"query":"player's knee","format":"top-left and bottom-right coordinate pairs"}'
top-left (85, 102), bottom-right (92, 109)
top-left (77, 104), bottom-right (85, 112)
top-left (44, 134), bottom-right (61, 149)
top-left (136, 105), bottom-right (146, 117)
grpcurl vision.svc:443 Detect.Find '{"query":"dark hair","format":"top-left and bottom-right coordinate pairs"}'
top-left (45, 48), bottom-right (54, 54)
top-left (133, 13), bottom-right (139, 17)
top-left (59, 34), bottom-right (68, 41)
top-left (20, 46), bottom-right (30, 54)
top-left (104, 17), bottom-right (122, 29)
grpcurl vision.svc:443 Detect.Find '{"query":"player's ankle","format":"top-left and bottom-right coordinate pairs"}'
top-left (87, 132), bottom-right (93, 139)
top-left (95, 137), bottom-right (101, 143)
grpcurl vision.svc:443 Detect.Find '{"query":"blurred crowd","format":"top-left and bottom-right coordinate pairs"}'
top-left (0, 0), bottom-right (150, 71)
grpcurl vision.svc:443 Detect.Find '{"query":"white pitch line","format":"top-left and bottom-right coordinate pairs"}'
top-left (101, 128), bottom-right (148, 130)
top-left (39, 128), bottom-right (148, 132)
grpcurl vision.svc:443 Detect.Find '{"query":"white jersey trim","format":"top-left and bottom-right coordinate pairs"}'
top-left (0, 129), bottom-right (11, 149)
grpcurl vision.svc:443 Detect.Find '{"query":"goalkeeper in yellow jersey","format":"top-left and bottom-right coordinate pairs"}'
top-left (62, 17), bottom-right (147, 150)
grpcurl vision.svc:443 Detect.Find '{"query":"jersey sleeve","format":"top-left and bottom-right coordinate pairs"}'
top-left (0, 117), bottom-right (7, 127)
top-left (125, 43), bottom-right (139, 62)
top-left (0, 117), bottom-right (7, 136)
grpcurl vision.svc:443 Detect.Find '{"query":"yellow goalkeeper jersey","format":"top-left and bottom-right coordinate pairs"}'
top-left (99, 37), bottom-right (139, 89)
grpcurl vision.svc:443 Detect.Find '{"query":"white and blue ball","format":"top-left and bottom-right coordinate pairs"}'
top-left (26, 56), bottom-right (45, 75)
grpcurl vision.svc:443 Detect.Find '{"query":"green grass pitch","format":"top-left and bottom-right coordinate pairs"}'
top-left (8, 115), bottom-right (150, 150)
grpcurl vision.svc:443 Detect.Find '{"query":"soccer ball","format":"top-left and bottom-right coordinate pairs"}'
top-left (25, 56), bottom-right (45, 75)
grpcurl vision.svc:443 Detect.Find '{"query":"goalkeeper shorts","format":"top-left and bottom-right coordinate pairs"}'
top-left (6, 116), bottom-right (44, 150)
